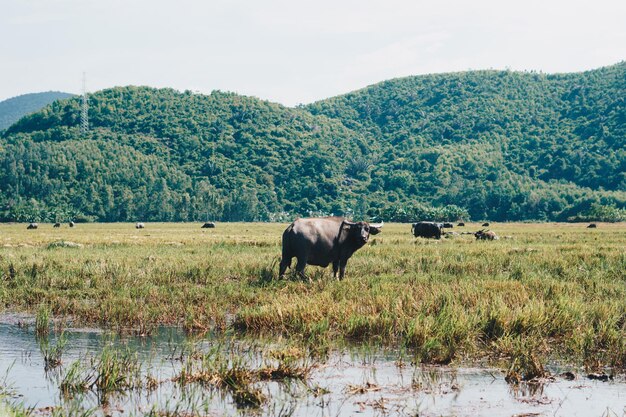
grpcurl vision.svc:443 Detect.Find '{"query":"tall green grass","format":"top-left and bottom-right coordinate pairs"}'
top-left (0, 222), bottom-right (624, 370)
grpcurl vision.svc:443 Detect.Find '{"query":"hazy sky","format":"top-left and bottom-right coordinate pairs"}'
top-left (2, 0), bottom-right (625, 106)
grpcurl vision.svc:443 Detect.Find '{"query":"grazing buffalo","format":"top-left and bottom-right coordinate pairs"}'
top-left (201, 222), bottom-right (216, 228)
top-left (475, 230), bottom-right (499, 240)
top-left (587, 223), bottom-right (597, 228)
top-left (457, 222), bottom-right (465, 227)
top-left (482, 222), bottom-right (490, 227)
top-left (27, 223), bottom-right (38, 230)
top-left (411, 221), bottom-right (443, 239)
top-left (53, 223), bottom-right (61, 228)
top-left (279, 217), bottom-right (383, 280)
top-left (443, 222), bottom-right (454, 228)
top-left (135, 222), bottom-right (145, 229)
top-left (69, 221), bottom-right (75, 228)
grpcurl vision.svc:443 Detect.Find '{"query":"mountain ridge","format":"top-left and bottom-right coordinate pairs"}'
top-left (0, 91), bottom-right (75, 131)
top-left (1, 63), bottom-right (624, 222)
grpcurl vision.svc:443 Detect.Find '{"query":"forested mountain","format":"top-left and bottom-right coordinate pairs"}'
top-left (0, 91), bottom-right (74, 131)
top-left (1, 63), bottom-right (624, 222)
top-left (1, 88), bottom-right (372, 222)
top-left (306, 62), bottom-right (625, 220)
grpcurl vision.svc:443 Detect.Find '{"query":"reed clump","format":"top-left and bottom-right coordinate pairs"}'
top-left (172, 341), bottom-right (312, 409)
top-left (59, 360), bottom-right (92, 399)
top-left (504, 339), bottom-right (551, 384)
top-left (35, 304), bottom-right (50, 339)
top-left (92, 347), bottom-right (142, 404)
top-left (39, 331), bottom-right (67, 371)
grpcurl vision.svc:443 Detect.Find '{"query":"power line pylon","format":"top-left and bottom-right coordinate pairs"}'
top-left (81, 72), bottom-right (89, 135)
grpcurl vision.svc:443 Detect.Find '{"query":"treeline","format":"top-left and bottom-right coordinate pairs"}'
top-left (1, 63), bottom-right (625, 222)
top-left (368, 203), bottom-right (468, 223)
top-left (567, 203), bottom-right (626, 223)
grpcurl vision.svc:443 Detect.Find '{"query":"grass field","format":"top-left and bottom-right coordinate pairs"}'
top-left (0, 221), bottom-right (624, 371)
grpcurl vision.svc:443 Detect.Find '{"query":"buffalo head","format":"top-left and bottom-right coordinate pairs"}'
top-left (343, 220), bottom-right (383, 244)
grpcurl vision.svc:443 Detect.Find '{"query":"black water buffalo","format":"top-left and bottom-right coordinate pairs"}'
top-left (482, 222), bottom-right (490, 227)
top-left (27, 223), bottom-right (38, 230)
top-left (443, 222), bottom-right (454, 228)
top-left (201, 222), bottom-right (216, 228)
top-left (587, 223), bottom-right (597, 228)
top-left (135, 222), bottom-right (145, 229)
top-left (53, 223), bottom-right (61, 228)
top-left (457, 222), bottom-right (465, 227)
top-left (411, 222), bottom-right (443, 239)
top-left (279, 217), bottom-right (383, 280)
top-left (475, 230), bottom-right (498, 240)
top-left (69, 221), bottom-right (75, 228)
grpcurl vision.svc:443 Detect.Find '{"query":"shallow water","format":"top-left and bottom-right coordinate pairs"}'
top-left (0, 317), bottom-right (624, 417)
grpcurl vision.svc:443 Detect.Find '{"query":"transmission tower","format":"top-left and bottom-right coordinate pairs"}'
top-left (80, 72), bottom-right (89, 134)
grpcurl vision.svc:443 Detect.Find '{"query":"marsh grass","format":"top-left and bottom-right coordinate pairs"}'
top-left (58, 346), bottom-right (142, 406)
top-left (59, 360), bottom-right (92, 399)
top-left (92, 347), bottom-right (142, 404)
top-left (0, 400), bottom-right (34, 417)
top-left (174, 350), bottom-right (268, 408)
top-left (0, 222), bottom-right (624, 371)
top-left (35, 304), bottom-right (50, 339)
top-left (39, 331), bottom-right (67, 371)
top-left (504, 338), bottom-right (551, 384)
top-left (172, 339), bottom-right (312, 409)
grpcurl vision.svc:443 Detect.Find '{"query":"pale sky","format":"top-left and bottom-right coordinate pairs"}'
top-left (2, 0), bottom-right (625, 106)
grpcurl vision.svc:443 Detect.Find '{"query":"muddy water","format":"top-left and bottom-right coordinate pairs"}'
top-left (0, 317), bottom-right (624, 416)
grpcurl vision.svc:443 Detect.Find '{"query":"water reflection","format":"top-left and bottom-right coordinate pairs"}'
top-left (0, 320), bottom-right (624, 417)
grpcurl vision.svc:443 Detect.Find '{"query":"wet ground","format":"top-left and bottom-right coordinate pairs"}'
top-left (0, 315), bottom-right (624, 416)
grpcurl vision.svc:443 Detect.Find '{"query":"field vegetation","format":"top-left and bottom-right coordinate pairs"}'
top-left (0, 222), bottom-right (624, 372)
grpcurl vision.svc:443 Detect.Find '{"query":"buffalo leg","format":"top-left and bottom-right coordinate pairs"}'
top-left (279, 257), bottom-right (291, 278)
top-left (338, 261), bottom-right (347, 280)
top-left (295, 257), bottom-right (308, 281)
top-left (332, 260), bottom-right (340, 279)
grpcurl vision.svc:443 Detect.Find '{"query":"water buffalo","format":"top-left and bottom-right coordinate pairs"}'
top-left (411, 222), bottom-right (443, 239)
top-left (279, 217), bottom-right (383, 280)
top-left (475, 230), bottom-right (499, 240)
top-left (27, 223), bottom-right (38, 230)
top-left (135, 222), bottom-right (145, 229)
top-left (443, 222), bottom-right (454, 228)
top-left (587, 223), bottom-right (597, 228)
top-left (482, 222), bottom-right (490, 227)
top-left (69, 221), bottom-right (75, 228)
top-left (457, 222), bottom-right (465, 227)
top-left (53, 223), bottom-right (61, 228)
top-left (201, 222), bottom-right (216, 228)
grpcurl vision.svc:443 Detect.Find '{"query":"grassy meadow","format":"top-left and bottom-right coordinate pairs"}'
top-left (0, 221), bottom-right (624, 371)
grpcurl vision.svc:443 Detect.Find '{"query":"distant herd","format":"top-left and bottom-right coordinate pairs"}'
top-left (411, 221), bottom-right (499, 240)
top-left (27, 221), bottom-right (74, 229)
top-left (19, 217), bottom-right (602, 279)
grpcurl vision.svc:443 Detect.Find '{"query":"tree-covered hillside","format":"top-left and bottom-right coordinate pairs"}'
top-left (0, 91), bottom-right (74, 131)
top-left (1, 63), bottom-right (624, 222)
top-left (307, 63), bottom-right (625, 220)
top-left (2, 88), bottom-right (375, 222)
